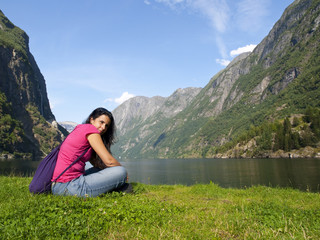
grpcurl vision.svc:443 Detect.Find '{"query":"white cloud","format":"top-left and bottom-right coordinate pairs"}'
top-left (230, 44), bottom-right (256, 57)
top-left (104, 92), bottom-right (136, 105)
top-left (153, 0), bottom-right (233, 69)
top-left (216, 36), bottom-right (228, 59)
top-left (115, 92), bottom-right (135, 104)
top-left (216, 59), bottom-right (230, 66)
top-left (144, 0), bottom-right (151, 5)
top-left (216, 44), bottom-right (256, 66)
top-left (154, 0), bottom-right (184, 9)
top-left (191, 0), bottom-right (229, 33)
top-left (155, 0), bottom-right (229, 32)
top-left (156, 0), bottom-right (184, 6)
top-left (236, 0), bottom-right (270, 32)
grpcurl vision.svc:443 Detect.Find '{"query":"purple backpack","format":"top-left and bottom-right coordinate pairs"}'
top-left (29, 143), bottom-right (89, 194)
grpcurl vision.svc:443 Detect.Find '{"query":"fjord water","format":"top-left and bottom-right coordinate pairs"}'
top-left (121, 158), bottom-right (320, 192)
top-left (1, 158), bottom-right (319, 192)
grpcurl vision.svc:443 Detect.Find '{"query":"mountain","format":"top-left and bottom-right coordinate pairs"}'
top-left (112, 0), bottom-right (320, 159)
top-left (0, 10), bottom-right (67, 158)
top-left (59, 121), bottom-right (78, 133)
top-left (112, 87), bottom-right (202, 156)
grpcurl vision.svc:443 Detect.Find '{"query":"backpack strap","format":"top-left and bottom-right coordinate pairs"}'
top-left (52, 147), bottom-right (90, 182)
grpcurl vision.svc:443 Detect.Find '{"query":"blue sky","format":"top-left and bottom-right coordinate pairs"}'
top-left (1, 0), bottom-right (293, 123)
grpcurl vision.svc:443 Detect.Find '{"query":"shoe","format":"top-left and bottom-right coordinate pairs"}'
top-left (116, 183), bottom-right (133, 194)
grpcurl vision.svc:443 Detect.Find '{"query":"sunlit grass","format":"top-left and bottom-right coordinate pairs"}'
top-left (0, 176), bottom-right (319, 239)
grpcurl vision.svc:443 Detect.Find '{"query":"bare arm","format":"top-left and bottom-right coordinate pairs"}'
top-left (87, 133), bottom-right (121, 167)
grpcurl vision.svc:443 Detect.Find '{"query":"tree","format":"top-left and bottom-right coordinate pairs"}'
top-left (283, 117), bottom-right (293, 151)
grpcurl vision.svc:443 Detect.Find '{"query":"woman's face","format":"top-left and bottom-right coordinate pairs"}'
top-left (90, 114), bottom-right (111, 135)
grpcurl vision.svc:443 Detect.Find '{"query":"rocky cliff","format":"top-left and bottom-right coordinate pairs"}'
top-left (112, 87), bottom-right (202, 155)
top-left (112, 0), bottom-right (320, 159)
top-left (113, 87), bottom-right (202, 136)
top-left (0, 10), bottom-right (67, 158)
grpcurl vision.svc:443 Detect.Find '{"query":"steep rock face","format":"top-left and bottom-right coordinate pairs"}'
top-left (0, 10), bottom-right (66, 157)
top-left (0, 46), bottom-right (54, 122)
top-left (112, 87), bottom-right (201, 154)
top-left (113, 87), bottom-right (201, 137)
top-left (192, 0), bottom-right (314, 119)
top-left (113, 96), bottom-right (166, 136)
top-left (198, 52), bottom-right (251, 118)
top-left (254, 0), bottom-right (313, 66)
top-left (112, 0), bottom-right (320, 159)
top-left (163, 88), bottom-right (204, 117)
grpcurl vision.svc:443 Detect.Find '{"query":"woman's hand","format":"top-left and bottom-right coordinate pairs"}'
top-left (87, 133), bottom-right (121, 167)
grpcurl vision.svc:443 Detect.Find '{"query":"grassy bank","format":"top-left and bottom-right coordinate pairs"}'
top-left (0, 176), bottom-right (319, 239)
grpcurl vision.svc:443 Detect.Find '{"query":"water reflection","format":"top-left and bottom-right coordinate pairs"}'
top-left (122, 158), bottom-right (320, 192)
top-left (0, 159), bottom-right (39, 176)
top-left (1, 158), bottom-right (320, 192)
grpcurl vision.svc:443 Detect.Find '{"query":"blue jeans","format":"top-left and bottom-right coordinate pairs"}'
top-left (51, 163), bottom-right (127, 197)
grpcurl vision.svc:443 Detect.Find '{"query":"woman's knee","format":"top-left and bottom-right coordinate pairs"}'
top-left (98, 166), bottom-right (127, 180)
top-left (113, 166), bottom-right (127, 179)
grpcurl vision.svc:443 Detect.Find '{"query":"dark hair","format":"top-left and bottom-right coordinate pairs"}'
top-left (84, 107), bottom-right (116, 168)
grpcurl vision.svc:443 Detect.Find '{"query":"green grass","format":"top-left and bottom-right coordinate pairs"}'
top-left (0, 176), bottom-right (319, 239)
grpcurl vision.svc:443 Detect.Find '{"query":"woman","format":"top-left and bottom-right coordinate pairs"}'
top-left (51, 107), bottom-right (130, 197)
